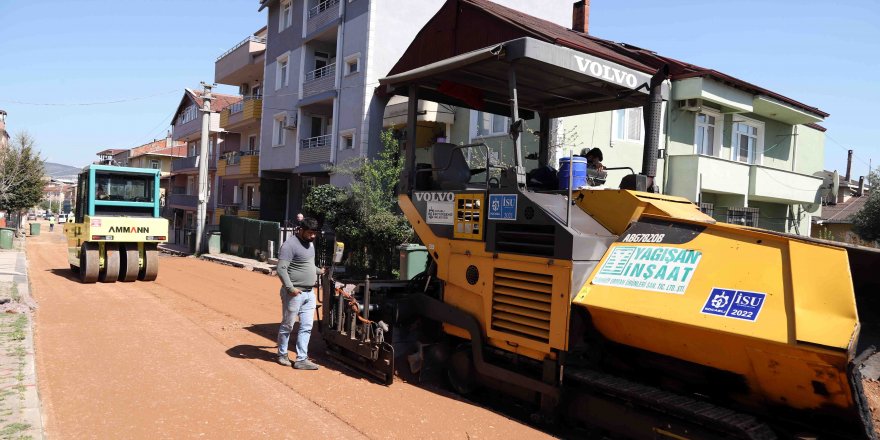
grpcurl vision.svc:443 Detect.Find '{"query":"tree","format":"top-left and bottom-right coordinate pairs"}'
top-left (303, 130), bottom-right (413, 278)
top-left (39, 199), bottom-right (61, 214)
top-left (851, 169), bottom-right (880, 243)
top-left (0, 132), bottom-right (45, 219)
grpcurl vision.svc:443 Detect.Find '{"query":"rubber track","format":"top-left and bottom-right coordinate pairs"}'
top-left (565, 368), bottom-right (777, 440)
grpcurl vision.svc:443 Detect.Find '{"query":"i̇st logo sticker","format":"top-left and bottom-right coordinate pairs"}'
top-left (701, 288), bottom-right (766, 322)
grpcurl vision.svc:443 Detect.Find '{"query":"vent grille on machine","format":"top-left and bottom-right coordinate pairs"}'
top-left (491, 268), bottom-right (553, 343)
top-left (494, 223), bottom-right (555, 257)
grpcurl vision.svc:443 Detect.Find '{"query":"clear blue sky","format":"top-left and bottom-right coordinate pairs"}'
top-left (0, 0), bottom-right (876, 178)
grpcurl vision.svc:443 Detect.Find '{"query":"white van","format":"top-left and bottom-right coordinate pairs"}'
top-left (57, 214), bottom-right (68, 224)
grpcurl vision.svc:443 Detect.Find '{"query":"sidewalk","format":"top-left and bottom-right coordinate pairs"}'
top-left (158, 242), bottom-right (276, 275)
top-left (0, 235), bottom-right (44, 439)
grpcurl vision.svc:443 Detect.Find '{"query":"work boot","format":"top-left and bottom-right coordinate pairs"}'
top-left (277, 354), bottom-right (292, 367)
top-left (293, 359), bottom-right (319, 370)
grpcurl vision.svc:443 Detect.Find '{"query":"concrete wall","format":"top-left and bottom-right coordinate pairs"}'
top-left (794, 125), bottom-right (825, 175)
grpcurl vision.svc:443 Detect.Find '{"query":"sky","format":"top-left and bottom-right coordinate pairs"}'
top-left (0, 0), bottom-right (877, 179)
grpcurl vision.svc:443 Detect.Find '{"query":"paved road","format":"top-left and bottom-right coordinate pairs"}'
top-left (28, 230), bottom-right (551, 439)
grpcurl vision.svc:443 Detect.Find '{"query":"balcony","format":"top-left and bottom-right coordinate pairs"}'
top-left (219, 97), bottom-right (262, 130)
top-left (171, 155), bottom-right (216, 174)
top-left (300, 134), bottom-right (331, 165)
top-left (307, 0), bottom-right (340, 35)
top-left (167, 194), bottom-right (198, 209)
top-left (303, 64), bottom-right (336, 98)
top-left (218, 150), bottom-right (260, 179)
top-left (749, 165), bottom-right (822, 204)
top-left (215, 35), bottom-right (267, 86)
top-left (217, 204), bottom-right (260, 219)
top-left (667, 154), bottom-right (751, 202)
top-left (667, 154), bottom-right (823, 206)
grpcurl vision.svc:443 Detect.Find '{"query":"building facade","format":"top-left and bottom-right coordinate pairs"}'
top-left (255, 0), bottom-right (572, 223)
top-left (214, 27), bottom-right (267, 220)
top-left (168, 89), bottom-right (242, 242)
top-left (424, 0), bottom-right (829, 236)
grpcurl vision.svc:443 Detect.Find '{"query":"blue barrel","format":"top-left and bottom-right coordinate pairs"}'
top-left (558, 156), bottom-right (588, 189)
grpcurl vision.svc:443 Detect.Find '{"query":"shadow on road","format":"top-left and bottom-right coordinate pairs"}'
top-left (47, 268), bottom-right (78, 282)
top-left (225, 344), bottom-right (278, 363)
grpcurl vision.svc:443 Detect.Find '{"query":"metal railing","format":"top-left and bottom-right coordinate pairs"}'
top-left (228, 95), bottom-right (263, 115)
top-left (223, 149), bottom-right (261, 165)
top-left (301, 134), bottom-right (331, 150)
top-left (216, 35), bottom-right (267, 61)
top-left (308, 0), bottom-right (339, 18)
top-left (304, 64), bottom-right (335, 82)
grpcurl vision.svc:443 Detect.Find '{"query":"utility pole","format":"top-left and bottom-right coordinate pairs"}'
top-left (195, 82), bottom-right (213, 255)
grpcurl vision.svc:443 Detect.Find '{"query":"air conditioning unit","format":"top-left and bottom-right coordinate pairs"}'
top-left (283, 114), bottom-right (298, 130)
top-left (239, 83), bottom-right (250, 95)
top-left (677, 98), bottom-right (703, 112)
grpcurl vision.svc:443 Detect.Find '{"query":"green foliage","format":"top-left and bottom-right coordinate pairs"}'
top-left (815, 226), bottom-right (835, 241)
top-left (0, 132), bottom-right (45, 214)
top-left (38, 199), bottom-right (60, 214)
top-left (851, 169), bottom-right (880, 242)
top-left (303, 130), bottom-right (413, 278)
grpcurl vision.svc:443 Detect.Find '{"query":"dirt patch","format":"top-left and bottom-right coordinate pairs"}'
top-left (28, 231), bottom-right (550, 439)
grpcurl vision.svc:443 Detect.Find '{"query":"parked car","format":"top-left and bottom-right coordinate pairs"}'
top-left (26, 213), bottom-right (36, 221)
top-left (57, 214), bottom-right (68, 224)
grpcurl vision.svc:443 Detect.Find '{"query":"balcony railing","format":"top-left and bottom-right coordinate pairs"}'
top-left (228, 95), bottom-right (262, 115)
top-left (301, 134), bottom-right (331, 150)
top-left (305, 64), bottom-right (335, 83)
top-left (216, 35), bottom-right (267, 61)
top-left (308, 0), bottom-right (340, 18)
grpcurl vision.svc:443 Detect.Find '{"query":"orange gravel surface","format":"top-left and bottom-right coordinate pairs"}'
top-left (29, 231), bottom-right (552, 439)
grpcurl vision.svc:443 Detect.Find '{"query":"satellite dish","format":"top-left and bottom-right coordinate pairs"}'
top-left (801, 202), bottom-right (820, 214)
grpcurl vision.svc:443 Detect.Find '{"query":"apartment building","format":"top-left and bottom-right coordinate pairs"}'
top-left (419, 0), bottom-right (828, 236)
top-left (168, 89), bottom-right (242, 242)
top-left (255, 0), bottom-right (571, 223)
top-left (214, 27), bottom-right (268, 220)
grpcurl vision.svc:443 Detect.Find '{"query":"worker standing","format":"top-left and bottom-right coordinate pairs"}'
top-left (276, 217), bottom-right (324, 370)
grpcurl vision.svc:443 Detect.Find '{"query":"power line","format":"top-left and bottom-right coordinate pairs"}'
top-left (0, 89), bottom-right (179, 106)
top-left (825, 132), bottom-right (873, 169)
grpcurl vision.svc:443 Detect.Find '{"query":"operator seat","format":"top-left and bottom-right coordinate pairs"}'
top-left (432, 143), bottom-right (472, 190)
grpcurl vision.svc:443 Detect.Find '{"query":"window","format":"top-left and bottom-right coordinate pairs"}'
top-left (248, 135), bottom-right (257, 152)
top-left (695, 110), bottom-right (722, 157)
top-left (314, 51), bottom-right (330, 70)
top-left (94, 172), bottom-right (154, 203)
top-left (276, 55), bottom-right (289, 90)
top-left (252, 85), bottom-right (262, 98)
top-left (150, 159), bottom-right (160, 169)
top-left (730, 117), bottom-right (764, 164)
top-left (727, 207), bottom-right (759, 227)
top-left (613, 107), bottom-right (643, 142)
top-left (187, 176), bottom-right (196, 195)
top-left (339, 130), bottom-right (355, 150)
top-left (273, 114), bottom-right (286, 147)
top-left (187, 141), bottom-right (197, 157)
top-left (470, 111), bottom-right (508, 138)
top-left (344, 53), bottom-right (360, 76)
top-left (279, 0), bottom-right (292, 30)
top-left (176, 105), bottom-right (198, 125)
top-left (302, 176), bottom-right (316, 193)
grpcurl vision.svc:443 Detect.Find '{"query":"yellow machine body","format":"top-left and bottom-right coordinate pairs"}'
top-left (573, 190), bottom-right (859, 414)
top-left (65, 216), bottom-right (168, 267)
top-left (402, 187), bottom-right (863, 420)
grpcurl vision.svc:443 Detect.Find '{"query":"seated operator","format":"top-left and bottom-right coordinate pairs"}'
top-left (96, 184), bottom-right (109, 200)
top-left (584, 147), bottom-right (604, 172)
